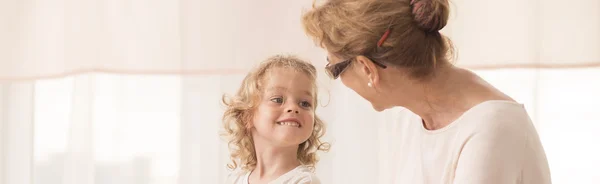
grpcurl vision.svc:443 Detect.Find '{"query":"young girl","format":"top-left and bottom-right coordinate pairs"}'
top-left (222, 55), bottom-right (330, 184)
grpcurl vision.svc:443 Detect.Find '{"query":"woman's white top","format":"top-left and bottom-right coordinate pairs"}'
top-left (381, 101), bottom-right (552, 184)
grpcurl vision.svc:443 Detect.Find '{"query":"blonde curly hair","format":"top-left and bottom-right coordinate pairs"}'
top-left (221, 55), bottom-right (330, 172)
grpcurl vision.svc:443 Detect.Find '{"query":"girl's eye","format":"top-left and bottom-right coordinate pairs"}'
top-left (270, 97), bottom-right (283, 104)
top-left (300, 101), bottom-right (312, 108)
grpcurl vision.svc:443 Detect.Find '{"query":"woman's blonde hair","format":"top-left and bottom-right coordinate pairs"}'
top-left (302, 0), bottom-right (453, 79)
top-left (221, 55), bottom-right (330, 172)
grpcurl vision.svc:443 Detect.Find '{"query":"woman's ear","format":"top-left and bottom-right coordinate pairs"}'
top-left (355, 55), bottom-right (380, 86)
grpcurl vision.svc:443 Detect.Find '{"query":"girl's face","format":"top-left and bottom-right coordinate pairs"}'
top-left (249, 67), bottom-right (316, 148)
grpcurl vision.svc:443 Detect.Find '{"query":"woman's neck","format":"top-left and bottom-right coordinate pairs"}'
top-left (391, 66), bottom-right (497, 130)
top-left (249, 142), bottom-right (300, 183)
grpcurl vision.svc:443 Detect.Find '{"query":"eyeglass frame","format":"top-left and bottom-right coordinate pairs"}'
top-left (325, 56), bottom-right (387, 79)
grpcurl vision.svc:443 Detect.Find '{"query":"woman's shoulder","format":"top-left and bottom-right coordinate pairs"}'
top-left (458, 100), bottom-right (543, 149)
top-left (460, 100), bottom-right (534, 131)
top-left (453, 101), bottom-right (551, 183)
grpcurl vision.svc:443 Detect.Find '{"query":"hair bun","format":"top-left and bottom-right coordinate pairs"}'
top-left (410, 0), bottom-right (450, 32)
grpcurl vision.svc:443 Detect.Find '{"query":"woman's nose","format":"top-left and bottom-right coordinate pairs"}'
top-left (286, 109), bottom-right (299, 114)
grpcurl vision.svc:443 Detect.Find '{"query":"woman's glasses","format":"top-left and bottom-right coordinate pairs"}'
top-left (325, 57), bottom-right (387, 79)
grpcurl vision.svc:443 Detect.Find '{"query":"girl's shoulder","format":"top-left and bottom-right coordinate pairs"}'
top-left (226, 169), bottom-right (250, 184)
top-left (226, 165), bottom-right (321, 184)
top-left (273, 165), bottom-right (321, 184)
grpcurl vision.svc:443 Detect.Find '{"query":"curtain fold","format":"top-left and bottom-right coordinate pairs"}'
top-left (179, 76), bottom-right (229, 184)
top-left (63, 75), bottom-right (95, 184)
top-left (0, 82), bottom-right (35, 184)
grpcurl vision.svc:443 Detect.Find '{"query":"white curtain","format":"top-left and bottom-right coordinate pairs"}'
top-left (1, 0), bottom-right (599, 184)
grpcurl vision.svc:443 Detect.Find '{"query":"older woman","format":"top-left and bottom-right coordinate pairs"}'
top-left (301, 0), bottom-right (551, 183)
